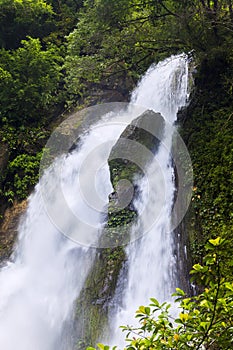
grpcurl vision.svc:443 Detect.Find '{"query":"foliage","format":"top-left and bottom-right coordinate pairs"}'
top-left (64, 0), bottom-right (233, 103)
top-left (41, 0), bottom-right (85, 47)
top-left (0, 0), bottom-right (85, 49)
top-left (0, 37), bottom-right (62, 125)
top-left (0, 123), bottom-right (49, 153)
top-left (3, 152), bottom-right (42, 202)
top-left (190, 107), bottom-right (233, 231)
top-left (64, 0), bottom-right (179, 101)
top-left (181, 50), bottom-right (233, 258)
top-left (0, 122), bottom-right (49, 204)
top-left (0, 0), bottom-right (54, 49)
top-left (88, 236), bottom-right (233, 350)
top-left (0, 0), bottom-right (87, 205)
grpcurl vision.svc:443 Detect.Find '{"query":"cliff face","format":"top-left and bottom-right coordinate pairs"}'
top-left (0, 143), bottom-right (19, 262)
top-left (177, 55), bottom-right (233, 268)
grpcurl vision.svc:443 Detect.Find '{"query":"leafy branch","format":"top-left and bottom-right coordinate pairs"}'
top-left (87, 236), bottom-right (233, 350)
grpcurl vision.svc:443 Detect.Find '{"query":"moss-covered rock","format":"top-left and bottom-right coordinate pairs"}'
top-left (74, 109), bottom-right (165, 348)
top-left (100, 109), bottom-right (164, 248)
top-left (178, 54), bottom-right (233, 265)
top-left (75, 247), bottom-right (125, 349)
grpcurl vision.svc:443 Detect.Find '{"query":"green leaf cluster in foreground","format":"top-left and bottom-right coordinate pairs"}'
top-left (88, 236), bottom-right (233, 349)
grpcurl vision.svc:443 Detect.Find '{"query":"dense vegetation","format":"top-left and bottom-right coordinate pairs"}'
top-left (0, 0), bottom-right (232, 348)
top-left (89, 237), bottom-right (233, 350)
top-left (0, 0), bottom-right (83, 206)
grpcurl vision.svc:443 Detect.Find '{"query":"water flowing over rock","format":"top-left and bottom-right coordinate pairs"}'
top-left (74, 110), bottom-right (164, 347)
top-left (109, 54), bottom-right (190, 347)
top-left (0, 54), bottom-right (191, 350)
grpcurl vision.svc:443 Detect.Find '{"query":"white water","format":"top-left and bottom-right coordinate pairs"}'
top-left (0, 110), bottom-right (140, 350)
top-left (109, 55), bottom-right (189, 345)
top-left (0, 54), bottom-right (189, 349)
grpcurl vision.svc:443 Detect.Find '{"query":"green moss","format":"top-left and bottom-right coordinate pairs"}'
top-left (109, 159), bottom-right (142, 189)
top-left (75, 247), bottom-right (125, 349)
top-left (180, 56), bottom-right (233, 261)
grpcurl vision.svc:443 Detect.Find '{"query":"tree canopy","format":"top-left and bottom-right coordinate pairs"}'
top-left (64, 0), bottom-right (233, 101)
top-left (0, 37), bottom-right (62, 125)
top-left (0, 0), bottom-right (54, 49)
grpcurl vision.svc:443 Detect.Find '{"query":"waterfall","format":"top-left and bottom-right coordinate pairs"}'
top-left (0, 107), bottom-right (139, 350)
top-left (0, 54), bottom-right (191, 350)
top-left (109, 55), bottom-right (190, 346)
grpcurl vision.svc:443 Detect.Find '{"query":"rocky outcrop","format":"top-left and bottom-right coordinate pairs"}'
top-left (75, 246), bottom-right (125, 350)
top-left (0, 200), bottom-right (27, 263)
top-left (100, 109), bottom-right (164, 248)
top-left (74, 110), bottom-right (165, 349)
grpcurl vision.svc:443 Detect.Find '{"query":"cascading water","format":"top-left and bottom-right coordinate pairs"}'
top-left (109, 55), bottom-right (190, 345)
top-left (0, 54), bottom-right (190, 350)
top-left (0, 109), bottom-right (139, 350)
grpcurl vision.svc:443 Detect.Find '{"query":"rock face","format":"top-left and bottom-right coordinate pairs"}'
top-left (101, 109), bottom-right (164, 248)
top-left (0, 142), bottom-right (19, 263)
top-left (0, 200), bottom-right (27, 263)
top-left (74, 110), bottom-right (165, 349)
top-left (0, 143), bottom-right (9, 215)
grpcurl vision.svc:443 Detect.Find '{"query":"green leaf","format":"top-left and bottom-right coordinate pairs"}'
top-left (97, 344), bottom-right (105, 350)
top-left (179, 313), bottom-right (189, 322)
top-left (173, 288), bottom-right (185, 296)
top-left (175, 318), bottom-right (183, 324)
top-left (225, 282), bottom-right (233, 291)
top-left (200, 321), bottom-right (210, 330)
top-left (136, 306), bottom-right (146, 314)
top-left (192, 263), bottom-right (203, 271)
top-left (209, 237), bottom-right (222, 246)
top-left (150, 298), bottom-right (160, 307)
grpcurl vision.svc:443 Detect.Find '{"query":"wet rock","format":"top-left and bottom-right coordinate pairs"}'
top-left (0, 200), bottom-right (27, 263)
top-left (74, 110), bottom-right (165, 349)
top-left (101, 109), bottom-right (165, 247)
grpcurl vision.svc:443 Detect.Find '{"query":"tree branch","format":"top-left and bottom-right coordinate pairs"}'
top-left (160, 2), bottom-right (180, 18)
